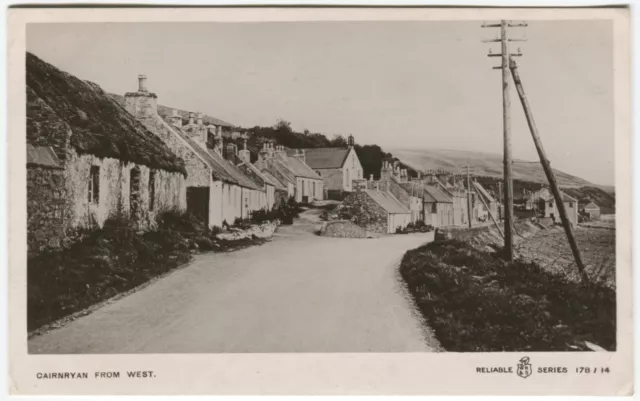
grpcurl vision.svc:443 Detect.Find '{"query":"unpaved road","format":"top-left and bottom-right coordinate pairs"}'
top-left (29, 214), bottom-right (438, 353)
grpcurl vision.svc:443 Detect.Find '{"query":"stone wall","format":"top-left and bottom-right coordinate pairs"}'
top-left (339, 190), bottom-right (388, 234)
top-left (65, 150), bottom-right (185, 229)
top-left (320, 220), bottom-right (367, 238)
top-left (27, 166), bottom-right (67, 251)
top-left (436, 225), bottom-right (492, 243)
top-left (317, 168), bottom-right (343, 191)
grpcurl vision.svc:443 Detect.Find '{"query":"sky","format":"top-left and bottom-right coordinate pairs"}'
top-left (26, 20), bottom-right (614, 185)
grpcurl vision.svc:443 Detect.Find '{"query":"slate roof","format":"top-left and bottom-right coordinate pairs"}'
top-left (27, 52), bottom-right (186, 175)
top-left (278, 155), bottom-right (322, 180)
top-left (237, 161), bottom-right (274, 189)
top-left (365, 189), bottom-right (410, 214)
top-left (260, 170), bottom-right (287, 191)
top-left (544, 191), bottom-right (578, 203)
top-left (583, 201), bottom-right (600, 210)
top-left (422, 185), bottom-right (454, 203)
top-left (27, 144), bottom-right (63, 169)
top-left (178, 133), bottom-right (261, 190)
top-left (285, 147), bottom-right (351, 169)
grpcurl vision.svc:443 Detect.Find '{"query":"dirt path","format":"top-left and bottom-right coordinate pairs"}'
top-left (29, 213), bottom-right (438, 354)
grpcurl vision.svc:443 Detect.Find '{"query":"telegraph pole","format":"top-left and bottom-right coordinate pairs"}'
top-left (482, 19), bottom-right (526, 261)
top-left (466, 164), bottom-right (473, 228)
top-left (509, 59), bottom-right (589, 282)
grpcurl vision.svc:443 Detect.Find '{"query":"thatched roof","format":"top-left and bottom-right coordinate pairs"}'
top-left (26, 52), bottom-right (186, 175)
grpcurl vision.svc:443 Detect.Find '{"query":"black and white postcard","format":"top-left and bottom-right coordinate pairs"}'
top-left (6, 6), bottom-right (633, 396)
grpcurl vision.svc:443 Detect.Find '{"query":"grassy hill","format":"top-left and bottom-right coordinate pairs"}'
top-left (392, 148), bottom-right (615, 213)
top-left (391, 148), bottom-right (592, 187)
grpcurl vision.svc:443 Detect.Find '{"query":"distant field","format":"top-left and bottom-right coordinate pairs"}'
top-left (516, 226), bottom-right (615, 287)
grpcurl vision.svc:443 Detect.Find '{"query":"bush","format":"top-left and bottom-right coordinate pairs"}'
top-left (400, 240), bottom-right (616, 352)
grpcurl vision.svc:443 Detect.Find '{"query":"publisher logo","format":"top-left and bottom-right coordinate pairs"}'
top-left (517, 356), bottom-right (532, 379)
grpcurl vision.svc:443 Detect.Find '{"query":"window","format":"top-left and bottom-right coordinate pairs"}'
top-left (130, 167), bottom-right (141, 217)
top-left (569, 202), bottom-right (574, 208)
top-left (149, 171), bottom-right (156, 211)
top-left (88, 166), bottom-right (100, 204)
top-left (549, 202), bottom-right (553, 208)
top-left (431, 203), bottom-right (437, 213)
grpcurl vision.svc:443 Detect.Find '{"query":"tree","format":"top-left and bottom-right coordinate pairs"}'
top-left (329, 134), bottom-right (347, 147)
top-left (274, 119), bottom-right (293, 133)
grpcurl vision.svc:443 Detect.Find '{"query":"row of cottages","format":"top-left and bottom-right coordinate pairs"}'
top-left (121, 75), bottom-right (271, 228)
top-left (26, 53), bottom-right (187, 252)
top-left (285, 135), bottom-right (364, 199)
top-left (341, 162), bottom-right (502, 232)
top-left (254, 144), bottom-right (324, 203)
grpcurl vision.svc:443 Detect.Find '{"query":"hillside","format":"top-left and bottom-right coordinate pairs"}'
top-left (392, 148), bottom-right (615, 213)
top-left (391, 148), bottom-right (592, 187)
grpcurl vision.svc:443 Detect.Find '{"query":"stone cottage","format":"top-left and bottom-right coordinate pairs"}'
top-left (581, 201), bottom-right (601, 220)
top-left (26, 53), bottom-right (187, 252)
top-left (254, 144), bottom-right (324, 203)
top-left (122, 75), bottom-right (266, 228)
top-left (338, 179), bottom-right (411, 234)
top-left (543, 191), bottom-right (579, 226)
top-left (422, 185), bottom-right (455, 228)
top-left (285, 135), bottom-right (363, 199)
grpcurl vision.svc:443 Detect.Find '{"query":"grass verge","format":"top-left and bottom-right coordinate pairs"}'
top-left (399, 239), bottom-right (615, 352)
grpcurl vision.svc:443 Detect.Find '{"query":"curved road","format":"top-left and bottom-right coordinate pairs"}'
top-left (29, 213), bottom-right (439, 354)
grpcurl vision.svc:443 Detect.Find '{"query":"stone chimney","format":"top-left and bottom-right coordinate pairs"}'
top-left (124, 73), bottom-right (158, 119)
top-left (380, 161), bottom-right (393, 181)
top-left (239, 137), bottom-right (251, 163)
top-left (196, 112), bottom-right (203, 126)
top-left (188, 112), bottom-right (195, 126)
top-left (213, 126), bottom-right (224, 156)
top-left (369, 174), bottom-right (374, 182)
top-left (275, 145), bottom-right (287, 159)
top-left (294, 149), bottom-right (306, 164)
top-left (225, 143), bottom-right (238, 161)
top-left (169, 109), bottom-right (182, 128)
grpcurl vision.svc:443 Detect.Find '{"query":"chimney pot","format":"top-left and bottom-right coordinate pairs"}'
top-left (138, 74), bottom-right (148, 92)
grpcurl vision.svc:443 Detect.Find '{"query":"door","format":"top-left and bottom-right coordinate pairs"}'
top-left (186, 187), bottom-right (210, 229)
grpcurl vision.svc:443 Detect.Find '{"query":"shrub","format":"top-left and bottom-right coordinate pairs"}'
top-left (156, 208), bottom-right (203, 233)
top-left (399, 240), bottom-right (616, 352)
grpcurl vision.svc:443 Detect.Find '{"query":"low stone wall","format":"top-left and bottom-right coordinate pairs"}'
top-left (320, 220), bottom-right (367, 238)
top-left (435, 225), bottom-right (492, 243)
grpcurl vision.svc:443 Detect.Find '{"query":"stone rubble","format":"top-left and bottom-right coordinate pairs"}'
top-left (216, 221), bottom-right (280, 241)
